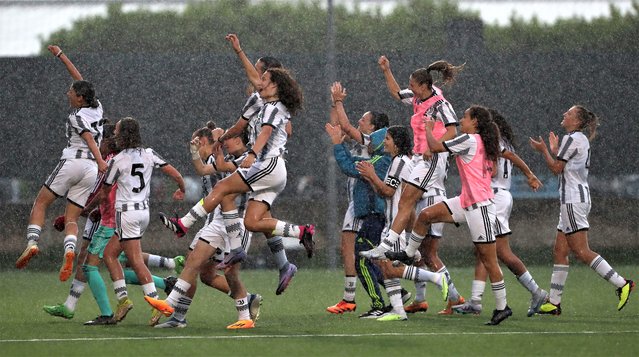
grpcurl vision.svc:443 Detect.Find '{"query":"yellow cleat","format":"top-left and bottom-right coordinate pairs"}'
top-left (617, 280), bottom-right (635, 311)
top-left (149, 308), bottom-right (163, 326)
top-left (227, 319), bottom-right (255, 329)
top-left (115, 297), bottom-right (134, 322)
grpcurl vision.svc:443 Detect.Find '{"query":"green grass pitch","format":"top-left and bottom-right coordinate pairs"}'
top-left (1, 265), bottom-right (637, 356)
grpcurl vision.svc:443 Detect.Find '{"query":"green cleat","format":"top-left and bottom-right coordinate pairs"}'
top-left (174, 256), bottom-right (185, 275)
top-left (440, 273), bottom-right (449, 302)
top-left (538, 301), bottom-right (561, 315)
top-left (43, 303), bottom-right (74, 319)
top-left (617, 280), bottom-right (635, 311)
top-left (377, 312), bottom-right (408, 321)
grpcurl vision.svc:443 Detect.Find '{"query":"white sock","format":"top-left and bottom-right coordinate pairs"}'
top-left (405, 231), bottom-right (425, 256)
top-left (272, 221), bottom-right (302, 239)
top-left (470, 279), bottom-right (486, 305)
top-left (235, 295), bottom-right (251, 321)
top-left (590, 255), bottom-right (626, 288)
top-left (142, 282), bottom-right (158, 299)
top-left (343, 276), bottom-right (357, 302)
top-left (517, 271), bottom-right (540, 294)
top-left (113, 279), bottom-right (128, 300)
top-left (181, 203), bottom-right (208, 228)
top-left (63, 235), bottom-right (77, 252)
top-left (384, 279), bottom-right (406, 316)
top-left (549, 264), bottom-right (569, 305)
top-left (167, 279), bottom-right (191, 307)
top-left (63, 279), bottom-right (86, 311)
top-left (267, 236), bottom-right (288, 270)
top-left (147, 254), bottom-right (175, 269)
top-left (27, 224), bottom-right (41, 243)
top-left (491, 280), bottom-right (507, 310)
top-left (173, 296), bottom-right (192, 321)
top-left (403, 265), bottom-right (440, 284)
top-left (380, 230), bottom-right (400, 250)
top-left (414, 281), bottom-right (427, 302)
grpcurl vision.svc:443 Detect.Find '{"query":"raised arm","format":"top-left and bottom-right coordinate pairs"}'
top-left (225, 34), bottom-right (261, 89)
top-left (331, 82), bottom-right (365, 145)
top-left (529, 134), bottom-right (565, 175)
top-left (48, 45), bottom-right (82, 81)
top-left (378, 55), bottom-right (401, 101)
top-left (189, 137), bottom-right (216, 176)
top-left (502, 150), bottom-right (542, 191)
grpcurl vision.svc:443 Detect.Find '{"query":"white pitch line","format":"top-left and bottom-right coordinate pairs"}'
top-left (2, 330), bottom-right (639, 343)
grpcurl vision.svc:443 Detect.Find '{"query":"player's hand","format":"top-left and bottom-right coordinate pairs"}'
top-left (53, 215), bottom-right (65, 232)
top-left (240, 153), bottom-right (255, 168)
top-left (325, 123), bottom-right (344, 144)
top-left (548, 132), bottom-right (559, 155)
top-left (356, 161), bottom-right (375, 179)
top-left (172, 188), bottom-right (185, 201)
top-left (331, 82), bottom-right (347, 103)
top-left (47, 45), bottom-right (62, 57)
top-left (378, 55), bottom-right (390, 71)
top-left (529, 136), bottom-right (547, 153)
top-left (423, 117), bottom-right (435, 131)
top-left (97, 158), bottom-right (108, 173)
top-left (527, 174), bottom-right (543, 192)
top-left (422, 149), bottom-right (433, 161)
top-left (225, 34), bottom-right (242, 54)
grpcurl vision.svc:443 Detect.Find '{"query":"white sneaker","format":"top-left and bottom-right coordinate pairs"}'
top-left (154, 317), bottom-right (187, 328)
top-left (527, 288), bottom-right (549, 317)
top-left (249, 293), bottom-right (262, 321)
top-left (359, 245), bottom-right (389, 259)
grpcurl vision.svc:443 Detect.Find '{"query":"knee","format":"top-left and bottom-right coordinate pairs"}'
top-left (243, 218), bottom-right (259, 232)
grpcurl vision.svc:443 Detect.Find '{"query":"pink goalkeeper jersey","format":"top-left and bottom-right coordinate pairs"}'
top-left (444, 133), bottom-right (494, 208)
top-left (100, 153), bottom-right (117, 228)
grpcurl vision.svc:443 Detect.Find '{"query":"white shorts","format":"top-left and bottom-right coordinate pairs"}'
top-left (190, 218), bottom-right (253, 261)
top-left (405, 153), bottom-right (448, 195)
top-left (416, 194), bottom-right (446, 238)
top-left (444, 196), bottom-right (496, 244)
top-left (44, 159), bottom-right (98, 207)
top-left (493, 189), bottom-right (513, 237)
top-left (238, 156), bottom-right (286, 207)
top-left (82, 216), bottom-right (100, 241)
top-left (115, 209), bottom-right (149, 240)
top-left (342, 200), bottom-right (363, 232)
top-left (557, 202), bottom-right (590, 234)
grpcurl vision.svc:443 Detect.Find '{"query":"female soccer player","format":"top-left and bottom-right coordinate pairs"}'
top-left (529, 105), bottom-right (634, 314)
top-left (102, 117), bottom-right (185, 323)
top-left (16, 45), bottom-right (108, 282)
top-left (361, 55), bottom-right (465, 314)
top-left (387, 105), bottom-right (512, 325)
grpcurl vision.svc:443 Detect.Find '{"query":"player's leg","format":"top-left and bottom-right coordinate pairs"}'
top-left (17, 186), bottom-right (57, 268)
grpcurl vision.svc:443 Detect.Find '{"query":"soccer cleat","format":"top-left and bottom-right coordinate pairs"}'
top-left (43, 303), bottom-right (74, 319)
top-left (439, 295), bottom-right (465, 315)
top-left (384, 250), bottom-right (415, 265)
top-left (115, 297), bottom-right (134, 322)
top-left (527, 288), bottom-right (549, 317)
top-left (155, 317), bottom-right (187, 328)
top-left (404, 300), bottom-right (429, 313)
top-left (400, 288), bottom-right (412, 305)
top-left (617, 279), bottom-right (635, 311)
top-left (173, 256), bottom-right (185, 275)
top-left (359, 305), bottom-right (392, 319)
top-left (163, 276), bottom-right (177, 296)
top-left (58, 250), bottom-right (75, 282)
top-left (149, 308), bottom-right (163, 326)
top-left (227, 319), bottom-right (255, 329)
top-left (452, 301), bottom-right (482, 315)
top-left (275, 263), bottom-right (297, 295)
top-left (144, 296), bottom-right (174, 317)
top-left (248, 293), bottom-right (262, 321)
top-left (299, 224), bottom-right (315, 259)
top-left (359, 245), bottom-right (389, 259)
top-left (326, 300), bottom-right (357, 314)
top-left (159, 212), bottom-right (188, 238)
top-left (215, 249), bottom-right (247, 270)
top-left (439, 274), bottom-right (449, 302)
top-left (377, 312), bottom-right (408, 321)
top-left (16, 243), bottom-right (39, 269)
top-left (84, 315), bottom-right (116, 326)
top-left (485, 305), bottom-right (512, 325)
top-left (538, 301), bottom-right (562, 315)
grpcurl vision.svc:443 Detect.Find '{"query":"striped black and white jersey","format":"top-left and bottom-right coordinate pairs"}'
top-left (209, 152), bottom-right (250, 223)
top-left (61, 101), bottom-right (104, 160)
top-left (104, 147), bottom-right (168, 210)
top-left (384, 154), bottom-right (414, 228)
top-left (492, 139), bottom-right (514, 191)
top-left (398, 87), bottom-right (457, 126)
top-left (556, 131), bottom-right (591, 204)
top-left (249, 101), bottom-right (290, 160)
top-left (241, 91), bottom-right (263, 122)
top-left (202, 154), bottom-right (224, 197)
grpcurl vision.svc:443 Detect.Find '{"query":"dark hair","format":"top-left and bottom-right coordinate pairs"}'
top-left (72, 80), bottom-right (99, 108)
top-left (574, 105), bottom-right (599, 141)
top-left (467, 105), bottom-right (501, 162)
top-left (257, 56), bottom-right (282, 71)
top-left (387, 125), bottom-right (413, 156)
top-left (268, 68), bottom-right (303, 116)
top-left (239, 129), bottom-right (249, 145)
top-left (369, 111), bottom-right (390, 130)
top-left (411, 60), bottom-right (464, 89)
top-left (488, 108), bottom-right (515, 147)
top-left (102, 123), bottom-right (118, 154)
top-left (116, 117), bottom-right (142, 149)
top-left (192, 121), bottom-right (217, 141)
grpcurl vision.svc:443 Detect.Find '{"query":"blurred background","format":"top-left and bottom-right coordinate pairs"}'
top-left (1, 0), bottom-right (638, 270)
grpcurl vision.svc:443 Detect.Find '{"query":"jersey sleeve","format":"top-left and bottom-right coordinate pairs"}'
top-left (148, 148), bottom-right (168, 168)
top-left (241, 93), bottom-right (262, 120)
top-left (556, 134), bottom-right (578, 162)
top-left (103, 156), bottom-right (121, 186)
top-left (398, 89), bottom-right (414, 106)
top-left (384, 156), bottom-right (406, 190)
top-left (259, 104), bottom-right (283, 128)
top-left (69, 112), bottom-right (93, 136)
top-left (437, 101), bottom-right (458, 126)
top-left (443, 133), bottom-right (476, 160)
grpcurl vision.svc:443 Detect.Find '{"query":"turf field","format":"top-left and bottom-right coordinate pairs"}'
top-left (1, 265), bottom-right (637, 356)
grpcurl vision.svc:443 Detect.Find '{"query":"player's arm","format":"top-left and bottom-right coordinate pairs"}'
top-left (424, 120), bottom-right (446, 153)
top-left (161, 164), bottom-right (186, 201)
top-left (189, 138), bottom-right (216, 176)
top-left (378, 55), bottom-right (401, 101)
top-left (48, 45), bottom-right (82, 81)
top-left (225, 34), bottom-right (261, 89)
top-left (502, 150), bottom-right (542, 191)
top-left (357, 161), bottom-right (396, 198)
top-left (218, 117), bottom-right (249, 144)
top-left (331, 82), bottom-right (365, 145)
top-left (529, 135), bottom-right (565, 175)
top-left (80, 131), bottom-right (108, 172)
